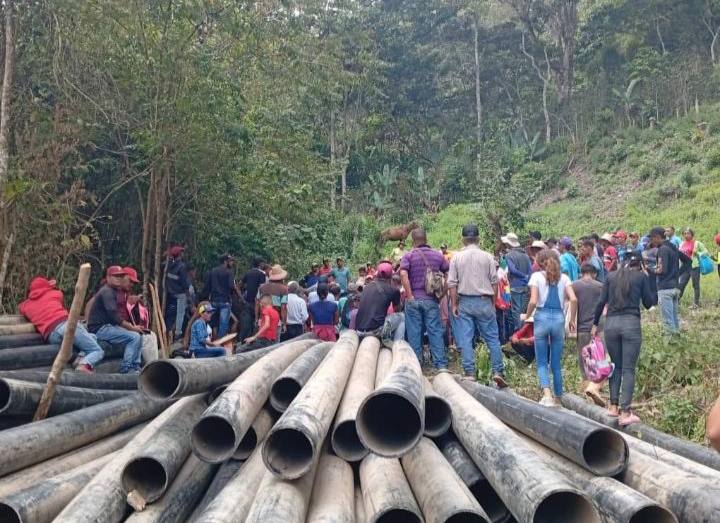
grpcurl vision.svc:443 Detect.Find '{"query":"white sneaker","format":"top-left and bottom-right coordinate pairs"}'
top-left (539, 395), bottom-right (555, 407)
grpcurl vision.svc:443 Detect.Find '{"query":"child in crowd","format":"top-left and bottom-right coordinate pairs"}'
top-left (309, 283), bottom-right (339, 341)
top-left (241, 294), bottom-right (280, 351)
top-left (189, 303), bottom-right (230, 358)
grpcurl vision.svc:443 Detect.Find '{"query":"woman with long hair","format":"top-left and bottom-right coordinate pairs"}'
top-left (523, 249), bottom-right (577, 407)
top-left (678, 227), bottom-right (708, 308)
top-left (592, 251), bottom-right (656, 426)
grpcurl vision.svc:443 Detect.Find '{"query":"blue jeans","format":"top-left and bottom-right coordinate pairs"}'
top-left (657, 288), bottom-right (680, 334)
top-left (534, 308), bottom-right (565, 396)
top-left (49, 321), bottom-right (105, 368)
top-left (404, 299), bottom-right (448, 369)
top-left (164, 293), bottom-right (187, 338)
top-left (192, 347), bottom-right (226, 358)
top-left (510, 289), bottom-right (528, 332)
top-left (453, 296), bottom-right (504, 375)
top-left (95, 324), bottom-right (142, 373)
top-left (212, 302), bottom-right (231, 337)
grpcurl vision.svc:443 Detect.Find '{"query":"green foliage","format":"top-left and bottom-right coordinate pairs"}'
top-left (705, 146), bottom-right (720, 170)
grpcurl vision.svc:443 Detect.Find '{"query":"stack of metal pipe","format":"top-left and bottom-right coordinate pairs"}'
top-left (0, 327), bottom-right (718, 523)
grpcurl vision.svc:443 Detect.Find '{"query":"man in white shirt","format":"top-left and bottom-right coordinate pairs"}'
top-left (282, 281), bottom-right (309, 340)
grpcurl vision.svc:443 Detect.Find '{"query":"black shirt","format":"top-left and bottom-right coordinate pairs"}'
top-left (202, 265), bottom-right (235, 304)
top-left (593, 269), bottom-right (656, 325)
top-left (241, 268), bottom-right (267, 304)
top-left (165, 259), bottom-right (189, 295)
top-left (656, 240), bottom-right (680, 290)
top-left (87, 285), bottom-right (121, 333)
top-left (355, 280), bottom-right (401, 332)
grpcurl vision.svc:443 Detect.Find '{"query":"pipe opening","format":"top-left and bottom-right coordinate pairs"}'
top-left (0, 505), bottom-right (20, 523)
top-left (269, 378), bottom-right (301, 412)
top-left (533, 492), bottom-right (599, 523)
top-left (139, 361), bottom-right (180, 399)
top-left (207, 384), bottom-right (228, 405)
top-left (630, 505), bottom-right (677, 523)
top-left (191, 415), bottom-right (237, 463)
top-left (470, 481), bottom-right (508, 522)
top-left (121, 457), bottom-right (167, 502)
top-left (424, 397), bottom-right (452, 437)
top-left (446, 512), bottom-right (490, 523)
top-left (234, 427), bottom-right (258, 460)
top-left (376, 509), bottom-right (421, 523)
top-left (332, 420), bottom-right (368, 462)
top-left (263, 428), bottom-right (314, 479)
top-left (0, 380), bottom-right (10, 414)
top-left (582, 429), bottom-right (628, 475)
top-left (357, 393), bottom-right (422, 457)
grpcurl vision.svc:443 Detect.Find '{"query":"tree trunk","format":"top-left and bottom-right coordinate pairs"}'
top-left (0, 0), bottom-right (14, 190)
top-left (473, 19), bottom-right (483, 168)
top-left (153, 162), bottom-right (167, 295)
top-left (329, 111), bottom-right (337, 210)
top-left (142, 177), bottom-right (155, 299)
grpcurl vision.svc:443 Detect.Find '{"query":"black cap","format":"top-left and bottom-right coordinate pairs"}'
top-left (462, 224), bottom-right (479, 238)
top-left (627, 251), bottom-right (644, 264)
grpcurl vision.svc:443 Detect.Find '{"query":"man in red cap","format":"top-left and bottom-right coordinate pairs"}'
top-left (163, 245), bottom-right (191, 342)
top-left (355, 261), bottom-right (404, 345)
top-left (87, 266), bottom-right (143, 374)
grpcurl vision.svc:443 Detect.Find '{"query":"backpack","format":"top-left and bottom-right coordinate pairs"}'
top-left (495, 275), bottom-right (511, 311)
top-left (699, 253), bottom-right (715, 276)
top-left (416, 248), bottom-right (446, 300)
top-left (581, 336), bottom-right (614, 383)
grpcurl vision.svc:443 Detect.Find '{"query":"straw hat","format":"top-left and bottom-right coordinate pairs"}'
top-left (501, 233), bottom-right (521, 248)
top-left (268, 264), bottom-right (288, 282)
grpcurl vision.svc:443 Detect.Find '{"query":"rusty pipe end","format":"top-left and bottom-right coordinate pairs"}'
top-left (233, 426), bottom-right (258, 460)
top-left (630, 505), bottom-right (678, 523)
top-left (139, 361), bottom-right (181, 400)
top-left (269, 377), bottom-right (302, 413)
top-left (374, 508), bottom-right (422, 523)
top-left (191, 415), bottom-right (237, 463)
top-left (331, 420), bottom-right (369, 462)
top-left (581, 428), bottom-right (629, 476)
top-left (357, 391), bottom-right (423, 458)
top-left (262, 427), bottom-right (315, 480)
top-left (424, 396), bottom-right (452, 438)
top-left (533, 490), bottom-right (600, 523)
top-left (121, 457), bottom-right (168, 503)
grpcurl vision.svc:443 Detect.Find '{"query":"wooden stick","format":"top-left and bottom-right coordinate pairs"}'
top-left (33, 263), bottom-right (92, 421)
top-left (149, 282), bottom-right (168, 358)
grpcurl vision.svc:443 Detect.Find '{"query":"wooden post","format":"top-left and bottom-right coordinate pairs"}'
top-left (149, 282), bottom-right (168, 358)
top-left (33, 263), bottom-right (92, 421)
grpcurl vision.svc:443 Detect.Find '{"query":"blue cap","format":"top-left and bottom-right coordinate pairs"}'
top-left (199, 304), bottom-right (216, 314)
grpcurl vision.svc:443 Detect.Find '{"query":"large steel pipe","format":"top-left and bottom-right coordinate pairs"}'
top-left (0, 315), bottom-right (31, 326)
top-left (0, 453), bottom-right (116, 523)
top-left (462, 382), bottom-right (628, 476)
top-left (519, 433), bottom-right (677, 523)
top-left (0, 343), bottom-right (125, 370)
top-left (402, 437), bottom-right (490, 523)
top-left (186, 459), bottom-right (244, 522)
top-left (331, 336), bottom-right (380, 462)
top-left (0, 392), bottom-right (169, 476)
top-left (0, 333), bottom-right (43, 349)
top-left (263, 331), bottom-right (359, 479)
top-left (374, 347), bottom-right (392, 387)
top-left (54, 395), bottom-right (203, 523)
top-left (120, 395), bottom-right (207, 507)
top-left (0, 378), bottom-right (130, 416)
top-left (0, 323), bottom-right (38, 336)
top-left (191, 338), bottom-right (317, 463)
top-left (0, 424), bottom-right (144, 498)
top-left (357, 340), bottom-right (424, 458)
top-left (423, 376), bottom-right (451, 438)
top-left (0, 370), bottom-right (137, 390)
top-left (355, 486), bottom-right (366, 523)
top-left (433, 373), bottom-right (601, 523)
top-left (194, 448), bottom-right (266, 523)
top-left (234, 406), bottom-right (275, 460)
top-left (269, 342), bottom-right (333, 412)
top-left (307, 454), bottom-right (354, 522)
top-left (359, 453), bottom-right (422, 523)
top-left (140, 334), bottom-right (316, 400)
top-left (435, 430), bottom-right (509, 523)
top-left (562, 393), bottom-right (720, 473)
top-left (124, 455), bottom-right (217, 523)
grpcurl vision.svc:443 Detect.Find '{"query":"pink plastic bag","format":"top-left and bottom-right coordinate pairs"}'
top-left (581, 336), bottom-right (614, 383)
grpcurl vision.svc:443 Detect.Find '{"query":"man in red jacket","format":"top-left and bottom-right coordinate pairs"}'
top-left (19, 276), bottom-right (105, 373)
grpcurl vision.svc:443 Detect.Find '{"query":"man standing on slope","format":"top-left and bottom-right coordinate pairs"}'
top-left (201, 254), bottom-right (236, 337)
top-left (501, 232), bottom-right (533, 331)
top-left (649, 227), bottom-right (681, 337)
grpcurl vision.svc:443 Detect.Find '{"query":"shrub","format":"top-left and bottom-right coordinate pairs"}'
top-left (704, 146), bottom-right (720, 170)
top-left (678, 165), bottom-right (698, 188)
top-left (636, 158), bottom-right (670, 181)
top-left (668, 140), bottom-right (699, 164)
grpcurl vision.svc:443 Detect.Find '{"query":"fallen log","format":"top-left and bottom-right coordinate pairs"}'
top-left (359, 453), bottom-right (422, 523)
top-left (331, 336), bottom-right (380, 462)
top-left (461, 382), bottom-right (627, 476)
top-left (0, 370), bottom-right (137, 390)
top-left (264, 331), bottom-right (359, 479)
top-left (423, 376), bottom-right (451, 438)
top-left (140, 334), bottom-right (317, 400)
top-left (234, 406), bottom-right (275, 460)
top-left (269, 342), bottom-right (333, 412)
top-left (191, 338), bottom-right (317, 463)
top-left (0, 392), bottom-right (170, 476)
top-left (433, 373), bottom-right (600, 523)
top-left (307, 454), bottom-right (354, 523)
top-left (357, 340), bottom-right (424, 457)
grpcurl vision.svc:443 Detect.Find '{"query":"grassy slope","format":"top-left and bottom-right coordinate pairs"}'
top-left (418, 106), bottom-right (720, 442)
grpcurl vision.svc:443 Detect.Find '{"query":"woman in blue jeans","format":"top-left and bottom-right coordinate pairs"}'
top-left (523, 249), bottom-right (577, 407)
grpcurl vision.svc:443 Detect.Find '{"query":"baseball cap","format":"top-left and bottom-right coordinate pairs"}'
top-left (376, 262), bottom-right (393, 277)
top-left (615, 230), bottom-right (628, 241)
top-left (198, 303), bottom-right (216, 314)
top-left (106, 266), bottom-right (127, 278)
top-left (559, 236), bottom-right (573, 248)
top-left (169, 245), bottom-right (184, 258)
top-left (462, 224), bottom-right (479, 239)
top-left (123, 267), bottom-right (139, 283)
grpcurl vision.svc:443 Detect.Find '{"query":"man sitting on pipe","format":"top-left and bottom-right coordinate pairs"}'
top-left (708, 395), bottom-right (720, 451)
top-left (355, 261), bottom-right (404, 346)
top-left (19, 276), bottom-right (105, 373)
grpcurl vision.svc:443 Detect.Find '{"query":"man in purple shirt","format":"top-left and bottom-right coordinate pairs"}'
top-left (399, 228), bottom-right (449, 371)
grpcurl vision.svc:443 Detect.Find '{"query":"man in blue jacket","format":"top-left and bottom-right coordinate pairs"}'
top-left (502, 232), bottom-right (533, 331)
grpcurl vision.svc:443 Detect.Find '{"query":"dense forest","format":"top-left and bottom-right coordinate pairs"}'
top-left (0, 0), bottom-right (719, 305)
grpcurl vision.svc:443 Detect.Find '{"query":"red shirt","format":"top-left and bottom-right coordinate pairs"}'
top-left (603, 246), bottom-right (618, 272)
top-left (259, 305), bottom-right (280, 342)
top-left (318, 266), bottom-right (332, 276)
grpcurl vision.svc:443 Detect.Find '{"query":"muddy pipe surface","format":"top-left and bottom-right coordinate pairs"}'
top-left (423, 376), bottom-right (451, 438)
top-left (434, 430), bottom-right (510, 523)
top-left (120, 395), bottom-right (207, 507)
top-left (0, 370), bottom-right (138, 390)
top-left (374, 348), bottom-right (392, 388)
top-left (462, 382), bottom-right (628, 476)
top-left (233, 406), bottom-right (275, 460)
top-left (140, 334), bottom-right (316, 400)
top-left (433, 373), bottom-right (601, 523)
top-left (269, 342), bottom-right (333, 412)
top-left (0, 333), bottom-right (43, 350)
top-left (191, 338), bottom-right (317, 463)
top-left (0, 392), bottom-right (170, 476)
top-left (402, 437), bottom-right (490, 523)
top-left (264, 331), bottom-right (359, 479)
top-left (331, 336), bottom-right (380, 462)
top-left (357, 340), bottom-right (424, 458)
top-left (186, 458), bottom-right (244, 522)
top-left (360, 453), bottom-right (422, 523)
top-left (124, 455), bottom-right (217, 523)
top-left (307, 454), bottom-right (355, 523)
